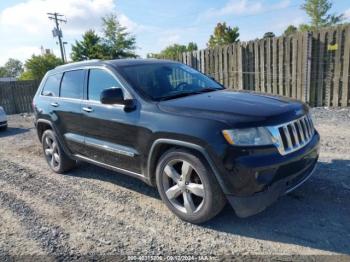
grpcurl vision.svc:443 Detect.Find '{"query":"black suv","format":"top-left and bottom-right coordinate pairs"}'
top-left (33, 59), bottom-right (320, 223)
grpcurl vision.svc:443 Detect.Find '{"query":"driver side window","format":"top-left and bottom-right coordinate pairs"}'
top-left (88, 69), bottom-right (122, 101)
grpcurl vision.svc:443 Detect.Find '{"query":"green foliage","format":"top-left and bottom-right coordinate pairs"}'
top-left (207, 22), bottom-right (239, 48)
top-left (70, 14), bottom-right (138, 61)
top-left (187, 42), bottom-right (198, 52)
top-left (0, 58), bottom-right (24, 78)
top-left (102, 14), bottom-right (137, 59)
top-left (19, 54), bottom-right (62, 80)
top-left (284, 25), bottom-right (298, 36)
top-left (71, 30), bottom-right (109, 61)
top-left (298, 24), bottom-right (313, 32)
top-left (283, 1), bottom-right (343, 36)
top-left (18, 71), bottom-right (35, 81)
top-left (301, 0), bottom-right (344, 30)
top-left (147, 43), bottom-right (198, 60)
top-left (263, 32), bottom-right (275, 38)
top-left (0, 67), bottom-right (7, 77)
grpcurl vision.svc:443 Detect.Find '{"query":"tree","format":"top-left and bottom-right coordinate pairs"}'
top-left (284, 25), bottom-right (298, 36)
top-left (147, 42), bottom-right (198, 60)
top-left (207, 22), bottom-right (239, 48)
top-left (263, 32), bottom-right (275, 38)
top-left (4, 59), bottom-right (24, 78)
top-left (102, 14), bottom-right (137, 59)
top-left (71, 30), bottom-right (109, 61)
top-left (19, 54), bottom-right (62, 80)
top-left (300, 0), bottom-right (343, 30)
top-left (187, 42), bottom-right (198, 52)
top-left (0, 58), bottom-right (24, 78)
top-left (0, 67), bottom-right (7, 77)
top-left (298, 24), bottom-right (312, 32)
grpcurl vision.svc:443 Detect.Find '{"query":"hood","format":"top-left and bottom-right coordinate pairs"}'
top-left (157, 90), bottom-right (308, 127)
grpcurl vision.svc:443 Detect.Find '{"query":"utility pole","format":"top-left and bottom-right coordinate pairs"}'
top-left (63, 42), bottom-right (68, 63)
top-left (47, 12), bottom-right (67, 63)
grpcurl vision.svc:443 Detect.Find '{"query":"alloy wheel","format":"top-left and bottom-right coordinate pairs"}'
top-left (162, 159), bottom-right (205, 214)
top-left (44, 136), bottom-right (60, 168)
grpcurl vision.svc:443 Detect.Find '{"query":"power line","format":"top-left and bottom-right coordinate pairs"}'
top-left (47, 12), bottom-right (67, 63)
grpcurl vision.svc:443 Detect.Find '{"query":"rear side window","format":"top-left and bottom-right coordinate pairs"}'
top-left (41, 73), bottom-right (62, 97)
top-left (88, 69), bottom-right (121, 101)
top-left (60, 70), bottom-right (85, 99)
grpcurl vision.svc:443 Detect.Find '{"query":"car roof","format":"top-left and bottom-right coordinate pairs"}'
top-left (49, 58), bottom-right (180, 74)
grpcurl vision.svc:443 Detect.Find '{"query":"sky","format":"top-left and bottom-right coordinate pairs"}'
top-left (0, 0), bottom-right (349, 65)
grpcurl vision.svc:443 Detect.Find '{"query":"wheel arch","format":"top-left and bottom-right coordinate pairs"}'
top-left (36, 118), bottom-right (73, 158)
top-left (147, 139), bottom-right (226, 191)
top-left (36, 119), bottom-right (53, 142)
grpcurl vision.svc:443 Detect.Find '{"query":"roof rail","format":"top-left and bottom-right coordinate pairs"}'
top-left (55, 59), bottom-right (101, 69)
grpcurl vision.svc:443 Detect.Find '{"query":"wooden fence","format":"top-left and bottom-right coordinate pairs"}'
top-left (0, 80), bottom-right (39, 114)
top-left (175, 24), bottom-right (350, 107)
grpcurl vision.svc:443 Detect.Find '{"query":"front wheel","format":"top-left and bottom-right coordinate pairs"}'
top-left (42, 129), bottom-right (76, 173)
top-left (156, 149), bottom-right (226, 224)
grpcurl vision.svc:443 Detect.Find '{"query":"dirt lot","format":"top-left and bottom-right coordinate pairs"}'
top-left (0, 108), bottom-right (349, 260)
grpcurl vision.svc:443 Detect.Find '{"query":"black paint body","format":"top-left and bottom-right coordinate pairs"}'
top-left (33, 59), bottom-right (320, 217)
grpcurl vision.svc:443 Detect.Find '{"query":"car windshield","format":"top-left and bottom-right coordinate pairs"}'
top-left (118, 62), bottom-right (224, 101)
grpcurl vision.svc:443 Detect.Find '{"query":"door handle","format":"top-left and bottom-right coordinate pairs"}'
top-left (82, 107), bottom-right (94, 113)
top-left (50, 102), bottom-right (59, 107)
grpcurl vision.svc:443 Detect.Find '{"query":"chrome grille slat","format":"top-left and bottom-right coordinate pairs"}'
top-left (267, 114), bottom-right (315, 156)
top-left (308, 115), bottom-right (314, 134)
top-left (291, 123), bottom-right (299, 146)
top-left (283, 126), bottom-right (293, 149)
top-left (305, 117), bottom-right (311, 137)
top-left (296, 121), bottom-right (305, 143)
top-left (302, 118), bottom-right (310, 139)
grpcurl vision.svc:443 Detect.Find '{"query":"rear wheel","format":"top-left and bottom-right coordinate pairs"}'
top-left (156, 149), bottom-right (226, 224)
top-left (42, 129), bottom-right (76, 173)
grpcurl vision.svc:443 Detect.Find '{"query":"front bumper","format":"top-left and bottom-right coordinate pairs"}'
top-left (223, 131), bottom-right (320, 217)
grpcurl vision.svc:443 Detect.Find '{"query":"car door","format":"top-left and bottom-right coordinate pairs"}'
top-left (54, 69), bottom-right (86, 155)
top-left (80, 67), bottom-right (142, 174)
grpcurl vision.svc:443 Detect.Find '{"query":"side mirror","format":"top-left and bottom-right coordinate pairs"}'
top-left (100, 87), bottom-right (135, 110)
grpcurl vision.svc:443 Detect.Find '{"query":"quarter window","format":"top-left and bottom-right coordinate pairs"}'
top-left (41, 73), bottom-right (62, 97)
top-left (88, 69), bottom-right (121, 101)
top-left (60, 70), bottom-right (85, 99)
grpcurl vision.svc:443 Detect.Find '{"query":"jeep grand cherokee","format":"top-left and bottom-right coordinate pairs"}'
top-left (33, 59), bottom-right (320, 223)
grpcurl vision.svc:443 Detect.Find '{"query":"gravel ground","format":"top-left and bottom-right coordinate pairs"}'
top-left (0, 108), bottom-right (349, 260)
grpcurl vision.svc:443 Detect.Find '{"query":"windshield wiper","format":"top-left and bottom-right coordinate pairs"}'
top-left (157, 87), bottom-right (221, 101)
top-left (195, 87), bottom-right (222, 93)
top-left (157, 91), bottom-right (199, 101)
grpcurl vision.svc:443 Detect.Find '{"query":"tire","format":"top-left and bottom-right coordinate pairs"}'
top-left (156, 148), bottom-right (226, 224)
top-left (41, 129), bottom-right (76, 173)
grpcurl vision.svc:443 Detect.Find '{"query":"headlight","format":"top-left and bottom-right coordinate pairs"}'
top-left (222, 127), bottom-right (273, 146)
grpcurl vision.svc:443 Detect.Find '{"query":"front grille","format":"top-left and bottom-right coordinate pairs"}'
top-left (267, 114), bottom-right (315, 155)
